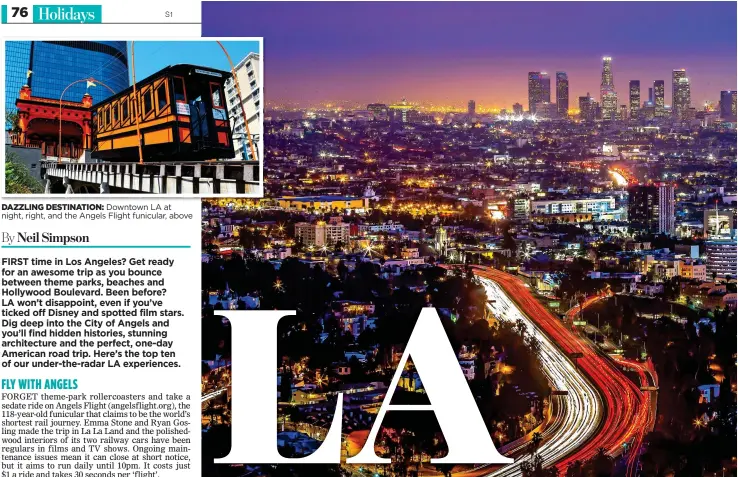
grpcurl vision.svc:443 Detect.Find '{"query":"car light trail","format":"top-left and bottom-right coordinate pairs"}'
top-left (471, 267), bottom-right (646, 475)
top-left (468, 276), bottom-right (602, 477)
top-left (609, 169), bottom-right (628, 187)
top-left (614, 357), bottom-right (658, 477)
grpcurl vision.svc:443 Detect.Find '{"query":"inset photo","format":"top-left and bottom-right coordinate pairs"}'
top-left (3, 39), bottom-right (263, 196)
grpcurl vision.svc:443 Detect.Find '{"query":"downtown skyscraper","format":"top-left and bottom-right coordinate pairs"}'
top-left (527, 72), bottom-right (551, 115)
top-left (5, 41), bottom-right (129, 114)
top-left (629, 80), bottom-right (640, 118)
top-left (672, 69), bottom-right (691, 119)
top-left (600, 57), bottom-right (617, 120)
top-left (556, 72), bottom-right (569, 118)
top-left (653, 80), bottom-right (665, 116)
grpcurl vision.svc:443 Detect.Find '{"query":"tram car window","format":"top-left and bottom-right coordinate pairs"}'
top-left (91, 64), bottom-right (236, 162)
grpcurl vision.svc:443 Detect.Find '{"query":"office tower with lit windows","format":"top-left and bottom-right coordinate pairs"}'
top-left (629, 80), bottom-right (640, 118)
top-left (579, 93), bottom-right (596, 122)
top-left (720, 90), bottom-right (737, 121)
top-left (599, 57), bottom-right (617, 120)
top-left (706, 240), bottom-right (737, 279)
top-left (672, 69), bottom-right (691, 119)
top-left (653, 80), bottom-right (665, 116)
top-left (556, 72), bottom-right (569, 118)
top-left (468, 99), bottom-right (476, 117)
top-left (5, 41), bottom-right (128, 116)
top-left (628, 184), bottom-right (676, 235)
top-left (527, 72), bottom-right (550, 115)
top-left (512, 103), bottom-right (523, 115)
top-left (601, 92), bottom-right (618, 120)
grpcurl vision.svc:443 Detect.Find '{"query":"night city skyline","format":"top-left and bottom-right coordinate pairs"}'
top-left (200, 2), bottom-right (737, 476)
top-left (206, 1), bottom-right (737, 108)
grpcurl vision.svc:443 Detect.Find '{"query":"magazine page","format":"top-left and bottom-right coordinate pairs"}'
top-left (2, 2), bottom-right (738, 477)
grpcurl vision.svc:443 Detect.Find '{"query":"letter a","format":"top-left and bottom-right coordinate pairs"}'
top-left (347, 308), bottom-right (513, 464)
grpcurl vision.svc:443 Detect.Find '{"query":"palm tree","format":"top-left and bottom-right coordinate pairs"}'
top-left (528, 431), bottom-right (544, 456)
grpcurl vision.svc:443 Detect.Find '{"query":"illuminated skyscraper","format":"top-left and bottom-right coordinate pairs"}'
top-left (628, 184), bottom-right (676, 235)
top-left (527, 72), bottom-right (550, 115)
top-left (600, 57), bottom-right (617, 120)
top-left (672, 69), bottom-right (691, 119)
top-left (629, 80), bottom-right (640, 118)
top-left (653, 80), bottom-right (665, 116)
top-left (720, 90), bottom-right (736, 121)
top-left (601, 56), bottom-right (613, 90)
top-left (671, 69), bottom-right (686, 106)
top-left (556, 72), bottom-right (569, 118)
top-left (601, 92), bottom-right (618, 121)
top-left (468, 99), bottom-right (476, 117)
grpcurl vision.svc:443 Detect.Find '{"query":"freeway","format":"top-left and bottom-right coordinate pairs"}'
top-left (565, 289), bottom-right (658, 477)
top-left (458, 277), bottom-right (602, 477)
top-left (472, 266), bottom-right (647, 474)
top-left (613, 357), bottom-right (659, 477)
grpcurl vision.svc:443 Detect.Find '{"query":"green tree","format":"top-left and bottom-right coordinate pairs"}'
top-left (6, 110), bottom-right (21, 132)
top-left (5, 153), bottom-right (43, 194)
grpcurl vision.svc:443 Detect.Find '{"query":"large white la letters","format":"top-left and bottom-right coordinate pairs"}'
top-left (215, 308), bottom-right (512, 465)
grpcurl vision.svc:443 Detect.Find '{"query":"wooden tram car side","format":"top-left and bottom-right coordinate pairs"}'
top-left (91, 64), bottom-right (236, 162)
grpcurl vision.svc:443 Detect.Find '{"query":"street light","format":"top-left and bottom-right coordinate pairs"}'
top-left (58, 77), bottom-right (114, 163)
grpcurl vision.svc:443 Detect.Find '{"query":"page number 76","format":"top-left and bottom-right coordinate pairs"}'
top-left (11, 7), bottom-right (29, 17)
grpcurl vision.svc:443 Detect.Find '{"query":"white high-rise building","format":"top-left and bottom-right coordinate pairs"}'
top-left (224, 52), bottom-right (261, 161)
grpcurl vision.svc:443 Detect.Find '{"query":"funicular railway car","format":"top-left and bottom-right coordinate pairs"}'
top-left (91, 64), bottom-right (236, 162)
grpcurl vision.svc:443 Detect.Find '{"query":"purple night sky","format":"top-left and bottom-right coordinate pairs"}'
top-left (203, 1), bottom-right (737, 108)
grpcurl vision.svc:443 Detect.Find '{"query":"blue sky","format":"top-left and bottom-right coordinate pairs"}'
top-left (129, 41), bottom-right (260, 83)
